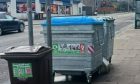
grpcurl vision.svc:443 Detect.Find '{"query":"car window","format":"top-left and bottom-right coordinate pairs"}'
top-left (5, 15), bottom-right (13, 20)
top-left (0, 14), bottom-right (6, 19)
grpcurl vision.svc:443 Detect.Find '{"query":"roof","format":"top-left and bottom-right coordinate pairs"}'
top-left (0, 0), bottom-right (80, 4)
top-left (16, 0), bottom-right (35, 3)
top-left (39, 0), bottom-right (80, 4)
top-left (39, 0), bottom-right (54, 3)
top-left (0, 0), bottom-right (10, 2)
top-left (39, 0), bottom-right (71, 4)
top-left (73, 0), bottom-right (81, 3)
top-left (41, 16), bottom-right (104, 26)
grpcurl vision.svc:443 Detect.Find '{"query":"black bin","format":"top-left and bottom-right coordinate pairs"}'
top-left (39, 13), bottom-right (44, 20)
top-left (34, 13), bottom-right (39, 20)
top-left (0, 46), bottom-right (52, 84)
top-left (34, 13), bottom-right (44, 20)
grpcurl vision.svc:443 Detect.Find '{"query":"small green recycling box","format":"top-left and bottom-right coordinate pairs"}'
top-left (0, 46), bottom-right (52, 84)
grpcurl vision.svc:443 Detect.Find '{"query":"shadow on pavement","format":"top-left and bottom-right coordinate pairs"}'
top-left (54, 75), bottom-right (89, 84)
top-left (2, 31), bottom-right (22, 36)
top-left (54, 81), bottom-right (88, 84)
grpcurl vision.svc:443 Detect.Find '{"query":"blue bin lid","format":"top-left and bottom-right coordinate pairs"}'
top-left (41, 16), bottom-right (104, 26)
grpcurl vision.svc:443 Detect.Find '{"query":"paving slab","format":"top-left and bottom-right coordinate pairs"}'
top-left (94, 28), bottom-right (140, 84)
top-left (134, 75), bottom-right (140, 83)
top-left (1, 14), bottom-right (140, 84)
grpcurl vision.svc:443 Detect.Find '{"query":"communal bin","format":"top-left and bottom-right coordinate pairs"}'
top-left (34, 13), bottom-right (39, 20)
top-left (101, 17), bottom-right (115, 63)
top-left (34, 13), bottom-right (44, 20)
top-left (41, 16), bottom-right (105, 83)
top-left (39, 13), bottom-right (44, 20)
top-left (0, 46), bottom-right (52, 84)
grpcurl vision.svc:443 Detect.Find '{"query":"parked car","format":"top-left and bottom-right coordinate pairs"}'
top-left (0, 12), bottom-right (25, 36)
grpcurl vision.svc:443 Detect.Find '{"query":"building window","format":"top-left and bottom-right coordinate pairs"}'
top-left (0, 3), bottom-right (7, 12)
top-left (41, 4), bottom-right (45, 12)
top-left (41, 3), bottom-right (70, 15)
top-left (16, 3), bottom-right (35, 13)
top-left (59, 5), bottom-right (65, 14)
top-left (79, 7), bottom-right (81, 14)
top-left (59, 5), bottom-right (71, 14)
top-left (66, 6), bottom-right (70, 14)
top-left (51, 4), bottom-right (58, 14)
top-left (41, 4), bottom-right (58, 14)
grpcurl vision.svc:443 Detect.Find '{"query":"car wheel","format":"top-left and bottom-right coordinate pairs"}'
top-left (0, 28), bottom-right (3, 36)
top-left (18, 24), bottom-right (25, 32)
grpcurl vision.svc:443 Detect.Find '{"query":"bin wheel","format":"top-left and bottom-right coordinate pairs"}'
top-left (52, 72), bottom-right (55, 83)
top-left (66, 75), bottom-right (71, 81)
top-left (98, 64), bottom-right (110, 75)
top-left (109, 57), bottom-right (112, 63)
top-left (86, 74), bottom-right (93, 84)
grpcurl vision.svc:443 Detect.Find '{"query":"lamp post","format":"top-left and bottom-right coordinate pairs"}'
top-left (94, 0), bottom-right (97, 14)
top-left (45, 0), bottom-right (52, 48)
top-left (27, 0), bottom-right (34, 46)
top-left (128, 0), bottom-right (130, 12)
top-left (45, 0), bottom-right (53, 83)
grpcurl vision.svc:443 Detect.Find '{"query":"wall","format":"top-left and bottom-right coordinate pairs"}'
top-left (8, 0), bottom-right (28, 19)
top-left (72, 4), bottom-right (78, 15)
top-left (82, 0), bottom-right (95, 13)
top-left (71, 2), bottom-right (83, 15)
top-left (8, 0), bottom-right (81, 19)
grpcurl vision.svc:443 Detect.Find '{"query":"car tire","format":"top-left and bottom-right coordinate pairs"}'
top-left (0, 28), bottom-right (3, 36)
top-left (18, 24), bottom-right (25, 32)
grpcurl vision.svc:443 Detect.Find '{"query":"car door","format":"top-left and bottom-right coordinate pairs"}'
top-left (5, 15), bottom-right (19, 31)
top-left (0, 13), bottom-right (11, 31)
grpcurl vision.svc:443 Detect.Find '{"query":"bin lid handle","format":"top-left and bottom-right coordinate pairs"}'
top-left (5, 46), bottom-right (45, 54)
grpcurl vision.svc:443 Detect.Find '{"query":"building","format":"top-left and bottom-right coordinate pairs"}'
top-left (0, 0), bottom-right (10, 12)
top-left (81, 0), bottom-right (96, 15)
top-left (0, 0), bottom-right (82, 19)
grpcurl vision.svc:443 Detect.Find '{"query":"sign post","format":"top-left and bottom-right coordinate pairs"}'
top-left (27, 0), bottom-right (34, 46)
top-left (45, 0), bottom-right (53, 84)
top-left (45, 0), bottom-right (52, 47)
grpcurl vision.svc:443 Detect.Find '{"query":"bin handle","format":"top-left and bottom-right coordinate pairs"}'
top-left (37, 48), bottom-right (52, 56)
top-left (5, 46), bottom-right (15, 52)
top-left (100, 43), bottom-right (104, 46)
top-left (2, 49), bottom-right (53, 59)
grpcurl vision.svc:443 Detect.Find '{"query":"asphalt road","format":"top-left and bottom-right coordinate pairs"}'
top-left (0, 12), bottom-right (135, 84)
top-left (0, 12), bottom-right (134, 53)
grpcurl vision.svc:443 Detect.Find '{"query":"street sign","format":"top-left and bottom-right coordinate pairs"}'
top-left (27, 0), bottom-right (34, 46)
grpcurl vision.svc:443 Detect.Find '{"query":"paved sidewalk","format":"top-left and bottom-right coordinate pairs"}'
top-left (2, 24), bottom-right (140, 84)
top-left (95, 27), bottom-right (140, 84)
top-left (25, 20), bottom-right (43, 26)
top-left (2, 80), bottom-right (10, 84)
